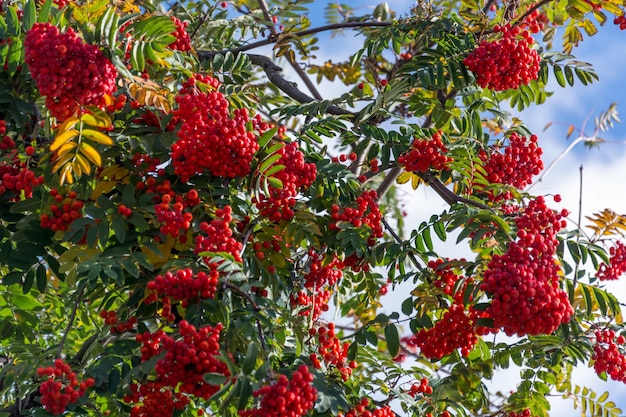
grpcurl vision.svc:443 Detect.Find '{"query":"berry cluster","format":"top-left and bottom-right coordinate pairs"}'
top-left (135, 322), bottom-right (229, 402)
top-left (429, 258), bottom-right (469, 302)
top-left (330, 190), bottom-right (383, 247)
top-left (37, 359), bottom-right (95, 415)
top-left (124, 381), bottom-right (190, 417)
top-left (252, 232), bottom-right (289, 268)
top-left (463, 24), bottom-right (540, 91)
top-left (195, 206), bottom-right (243, 266)
top-left (480, 133), bottom-right (543, 191)
top-left (481, 196), bottom-right (573, 336)
top-left (39, 189), bottom-right (84, 232)
top-left (24, 23), bottom-right (117, 120)
top-left (105, 93), bottom-right (127, 113)
top-left (308, 323), bottom-right (355, 381)
top-left (254, 142), bottom-right (317, 222)
top-left (146, 268), bottom-right (219, 308)
top-left (99, 310), bottom-right (138, 334)
top-left (154, 194), bottom-right (193, 241)
top-left (398, 132), bottom-right (452, 173)
top-left (591, 329), bottom-right (626, 382)
top-left (0, 161), bottom-right (43, 200)
top-left (340, 399), bottom-right (395, 417)
top-left (290, 288), bottom-right (331, 322)
top-left (239, 365), bottom-right (317, 417)
top-left (412, 303), bottom-right (488, 359)
top-left (597, 241), bottom-right (626, 280)
top-left (408, 378), bottom-right (433, 397)
top-left (168, 17), bottom-right (192, 51)
top-left (304, 251), bottom-right (344, 290)
top-left (615, 15), bottom-right (626, 30)
top-left (172, 75), bottom-right (259, 180)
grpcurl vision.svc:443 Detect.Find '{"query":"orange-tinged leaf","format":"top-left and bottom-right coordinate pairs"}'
top-left (50, 129), bottom-right (80, 152)
top-left (82, 128), bottom-right (114, 146)
top-left (79, 142), bottom-right (102, 166)
top-left (566, 125), bottom-right (576, 139)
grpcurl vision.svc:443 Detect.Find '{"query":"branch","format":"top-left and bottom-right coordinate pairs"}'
top-left (197, 51), bottom-right (355, 117)
top-left (417, 172), bottom-right (492, 210)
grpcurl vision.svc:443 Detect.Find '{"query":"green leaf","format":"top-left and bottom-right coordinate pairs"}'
top-left (36, 264), bottom-right (47, 293)
top-left (385, 324), bottom-right (400, 357)
top-left (22, 0), bottom-right (37, 31)
top-left (38, 0), bottom-right (53, 23)
top-left (554, 65), bottom-right (566, 88)
top-left (242, 342), bottom-right (258, 374)
top-left (112, 215), bottom-right (126, 243)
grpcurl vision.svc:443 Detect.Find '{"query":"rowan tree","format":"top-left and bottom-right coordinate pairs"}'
top-left (1, 0), bottom-right (626, 416)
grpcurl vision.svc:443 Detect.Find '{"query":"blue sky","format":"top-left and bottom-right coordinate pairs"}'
top-left (271, 0), bottom-right (626, 414)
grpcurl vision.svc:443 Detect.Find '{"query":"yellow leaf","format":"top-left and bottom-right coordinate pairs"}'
top-left (72, 160), bottom-right (82, 177)
top-left (57, 116), bottom-right (81, 133)
top-left (140, 236), bottom-right (176, 269)
top-left (411, 173), bottom-right (421, 190)
top-left (50, 129), bottom-right (80, 152)
top-left (82, 128), bottom-right (114, 146)
top-left (75, 153), bottom-right (92, 176)
top-left (60, 163), bottom-right (74, 185)
top-left (91, 180), bottom-right (117, 200)
top-left (79, 142), bottom-right (102, 167)
top-left (54, 141), bottom-right (78, 158)
top-left (396, 171), bottom-right (412, 185)
top-left (52, 153), bottom-right (75, 173)
top-left (80, 112), bottom-right (112, 129)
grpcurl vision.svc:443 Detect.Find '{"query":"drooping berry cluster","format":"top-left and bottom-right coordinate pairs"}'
top-left (304, 251), bottom-right (344, 290)
top-left (340, 398), bottom-right (395, 417)
top-left (591, 329), bottom-right (626, 382)
top-left (146, 268), bottom-right (219, 308)
top-left (168, 17), bottom-right (192, 51)
top-left (330, 190), bottom-right (383, 246)
top-left (39, 189), bottom-right (84, 232)
top-left (407, 377), bottom-right (433, 397)
top-left (597, 241), bottom-right (626, 281)
top-left (37, 359), bottom-right (95, 415)
top-left (154, 194), bottom-right (194, 241)
top-left (412, 303), bottom-right (488, 359)
top-left (481, 196), bottom-right (573, 336)
top-left (480, 133), bottom-right (543, 191)
top-left (124, 381), bottom-right (190, 417)
top-left (99, 310), bottom-right (138, 334)
top-left (0, 161), bottom-right (43, 200)
top-left (238, 365), bottom-right (317, 417)
top-left (290, 288), bottom-right (331, 322)
top-left (463, 24), bottom-right (540, 91)
top-left (171, 75), bottom-right (259, 180)
top-left (253, 142), bottom-right (317, 222)
top-left (24, 23), bottom-right (117, 120)
top-left (398, 132), bottom-right (452, 173)
top-left (308, 323), bottom-right (355, 381)
top-left (195, 206), bottom-right (242, 265)
top-left (134, 321), bottom-right (229, 402)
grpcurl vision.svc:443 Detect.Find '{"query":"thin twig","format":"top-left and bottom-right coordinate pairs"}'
top-left (573, 165), bottom-right (583, 288)
top-left (382, 217), bottom-right (424, 270)
top-left (57, 282), bottom-right (87, 358)
top-left (208, 21), bottom-right (393, 55)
